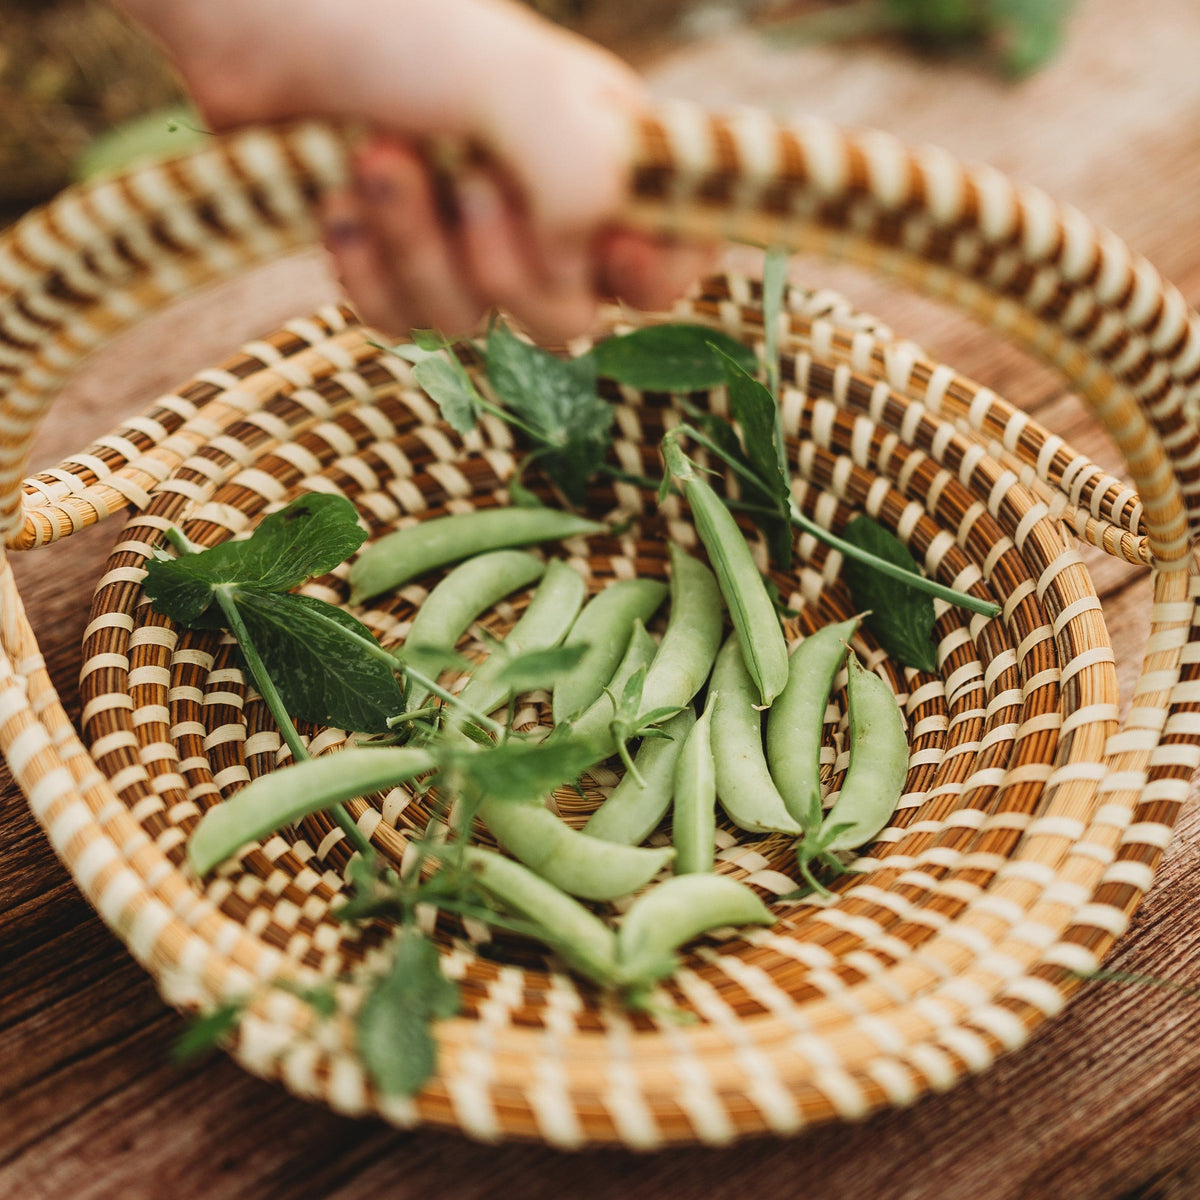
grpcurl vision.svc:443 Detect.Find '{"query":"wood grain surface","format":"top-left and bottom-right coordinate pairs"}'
top-left (5, 1), bottom-right (1200, 1196)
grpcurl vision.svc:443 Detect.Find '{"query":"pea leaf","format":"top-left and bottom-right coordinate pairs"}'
top-left (356, 929), bottom-right (459, 1097)
top-left (485, 323), bottom-right (613, 505)
top-left (839, 516), bottom-right (938, 672)
top-left (171, 1001), bottom-right (245, 1064)
top-left (591, 324), bottom-right (756, 391)
top-left (412, 357), bottom-right (481, 435)
top-left (717, 349), bottom-right (790, 509)
top-left (144, 494), bottom-right (365, 625)
top-left (490, 643), bottom-right (589, 694)
top-left (443, 735), bottom-right (605, 805)
top-left (232, 589), bottom-right (404, 733)
top-left (697, 348), bottom-right (794, 568)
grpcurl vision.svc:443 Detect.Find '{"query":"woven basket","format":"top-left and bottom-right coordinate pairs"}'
top-left (3, 102), bottom-right (1198, 1148)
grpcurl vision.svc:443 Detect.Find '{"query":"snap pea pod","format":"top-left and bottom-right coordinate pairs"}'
top-left (188, 747), bottom-right (436, 876)
top-left (638, 543), bottom-right (724, 718)
top-left (710, 633), bottom-right (803, 835)
top-left (477, 798), bottom-right (674, 901)
top-left (821, 651), bottom-right (908, 853)
top-left (672, 690), bottom-right (718, 874)
top-left (617, 874), bottom-right (775, 987)
top-left (564, 619), bottom-right (659, 745)
top-left (765, 616), bottom-right (859, 824)
top-left (403, 549), bottom-right (546, 708)
top-left (462, 847), bottom-right (619, 987)
top-left (551, 578), bottom-right (669, 724)
top-left (662, 440), bottom-right (788, 706)
top-left (348, 508), bottom-right (604, 604)
top-left (583, 706), bottom-right (697, 845)
top-left (454, 559), bottom-right (586, 718)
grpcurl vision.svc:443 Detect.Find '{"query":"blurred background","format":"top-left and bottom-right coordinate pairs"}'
top-left (0, 0), bottom-right (1072, 224)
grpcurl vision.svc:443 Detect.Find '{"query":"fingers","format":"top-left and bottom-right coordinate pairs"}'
top-left (323, 133), bottom-right (713, 345)
top-left (323, 139), bottom-right (486, 338)
top-left (457, 171), bottom-right (597, 343)
top-left (597, 231), bottom-right (722, 313)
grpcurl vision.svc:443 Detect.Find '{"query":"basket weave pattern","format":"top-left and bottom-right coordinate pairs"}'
top-left (2, 106), bottom-right (1199, 1146)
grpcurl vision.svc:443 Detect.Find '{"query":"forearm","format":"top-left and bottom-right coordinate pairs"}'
top-left (114, 0), bottom-right (578, 134)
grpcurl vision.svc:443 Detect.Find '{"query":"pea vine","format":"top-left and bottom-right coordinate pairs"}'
top-left (154, 260), bottom-right (1002, 1094)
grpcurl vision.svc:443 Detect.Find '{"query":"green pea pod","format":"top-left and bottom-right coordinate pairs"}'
top-left (551, 578), bottom-right (669, 724)
top-left (672, 690), bottom-right (718, 874)
top-left (710, 633), bottom-right (803, 835)
top-left (638, 543), bottom-right (724, 718)
top-left (765, 616), bottom-right (859, 824)
top-left (348, 508), bottom-right (604, 604)
top-left (583, 706), bottom-right (697, 845)
top-left (462, 847), bottom-right (619, 987)
top-left (403, 549), bottom-right (546, 708)
top-left (617, 874), bottom-right (774, 987)
top-left (454, 559), bottom-right (586, 717)
top-left (821, 651), bottom-right (908, 853)
top-left (565, 619), bottom-right (659, 745)
top-left (478, 798), bottom-right (674, 901)
top-left (188, 747), bottom-right (436, 876)
top-left (663, 440), bottom-right (788, 706)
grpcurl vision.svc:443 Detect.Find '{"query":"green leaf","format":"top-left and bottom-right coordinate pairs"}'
top-left (507, 477), bottom-right (543, 508)
top-left (839, 516), bottom-right (938, 672)
top-left (490, 643), bottom-right (589, 693)
top-left (412, 328), bottom-right (454, 352)
top-left (232, 590), bottom-right (404, 733)
top-left (171, 1001), bottom-right (245, 1064)
top-left (444, 735), bottom-right (605, 805)
top-left (275, 979), bottom-right (341, 1019)
top-left (144, 495), bottom-right (365, 625)
top-left (356, 929), bottom-right (459, 1097)
top-left (990, 0), bottom-right (1069, 75)
top-left (716, 349), bottom-right (790, 510)
top-left (485, 323), bottom-right (613, 505)
top-left (394, 644), bottom-right (473, 679)
top-left (412, 357), bottom-right (481, 435)
top-left (591, 324), bottom-right (757, 391)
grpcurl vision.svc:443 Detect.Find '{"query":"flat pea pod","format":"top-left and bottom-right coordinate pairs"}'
top-left (821, 651), bottom-right (908, 853)
top-left (454, 559), bottom-right (586, 717)
top-left (710, 633), bottom-right (803, 835)
top-left (583, 706), bottom-right (697, 845)
top-left (188, 747), bottom-right (436, 876)
top-left (403, 549), bottom-right (546, 708)
top-left (348, 508), bottom-right (603, 605)
top-left (638, 543), bottom-right (724, 717)
top-left (765, 616), bottom-right (859, 824)
top-left (564, 619), bottom-right (659, 745)
top-left (462, 847), bottom-right (619, 987)
top-left (672, 690), bottom-right (718, 874)
top-left (477, 798), bottom-right (674, 901)
top-left (551, 578), bottom-right (669, 724)
top-left (617, 874), bottom-right (774, 987)
top-left (664, 441), bottom-right (788, 706)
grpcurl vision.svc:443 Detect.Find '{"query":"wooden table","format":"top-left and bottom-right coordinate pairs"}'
top-left (5, 1), bottom-right (1200, 1195)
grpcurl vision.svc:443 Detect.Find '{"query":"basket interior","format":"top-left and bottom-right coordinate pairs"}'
top-left (62, 271), bottom-right (1143, 1139)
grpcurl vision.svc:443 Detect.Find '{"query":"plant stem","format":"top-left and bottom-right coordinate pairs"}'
top-left (671, 425), bottom-right (1001, 619)
top-left (786, 502), bottom-right (1000, 617)
top-left (598, 464), bottom-right (668, 492)
top-left (212, 586), bottom-right (373, 858)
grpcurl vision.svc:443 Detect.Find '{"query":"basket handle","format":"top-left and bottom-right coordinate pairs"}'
top-left (1, 107), bottom-right (1198, 564)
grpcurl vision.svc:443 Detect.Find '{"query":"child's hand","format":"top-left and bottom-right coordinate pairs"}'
top-left (117, 0), bottom-right (715, 341)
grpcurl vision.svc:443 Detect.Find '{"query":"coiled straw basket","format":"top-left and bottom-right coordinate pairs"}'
top-left (3, 101), bottom-right (1199, 1147)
